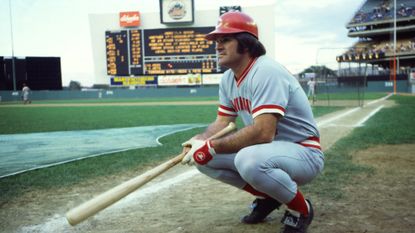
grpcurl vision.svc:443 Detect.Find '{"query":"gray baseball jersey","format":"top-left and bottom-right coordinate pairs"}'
top-left (218, 55), bottom-right (320, 149)
top-left (197, 55), bottom-right (324, 204)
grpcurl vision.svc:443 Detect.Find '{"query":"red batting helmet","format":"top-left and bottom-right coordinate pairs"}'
top-left (205, 11), bottom-right (258, 40)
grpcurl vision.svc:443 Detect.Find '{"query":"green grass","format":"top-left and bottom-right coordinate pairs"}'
top-left (0, 105), bottom-right (339, 134)
top-left (0, 96), bottom-right (219, 105)
top-left (316, 92), bottom-right (387, 100)
top-left (303, 94), bottom-right (415, 199)
top-left (1, 93), bottom-right (396, 204)
top-left (0, 92), bottom-right (385, 105)
top-left (0, 105), bottom-right (218, 134)
top-left (0, 101), bottom-right (342, 204)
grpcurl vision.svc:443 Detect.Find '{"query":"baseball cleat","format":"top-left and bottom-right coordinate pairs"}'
top-left (280, 199), bottom-right (314, 233)
top-left (241, 197), bottom-right (282, 224)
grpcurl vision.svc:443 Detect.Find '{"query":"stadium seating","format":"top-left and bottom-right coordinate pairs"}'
top-left (349, 0), bottom-right (415, 24)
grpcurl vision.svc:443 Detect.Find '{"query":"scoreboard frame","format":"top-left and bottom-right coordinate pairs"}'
top-left (105, 26), bottom-right (222, 76)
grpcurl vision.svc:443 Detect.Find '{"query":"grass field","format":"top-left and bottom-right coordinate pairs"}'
top-left (0, 92), bottom-right (386, 105)
top-left (0, 96), bottom-right (219, 105)
top-left (302, 94), bottom-right (415, 199)
top-left (314, 91), bottom-right (386, 100)
top-left (0, 104), bottom-right (342, 134)
top-left (0, 100), bottom-right (342, 203)
top-left (2, 92), bottom-right (409, 208)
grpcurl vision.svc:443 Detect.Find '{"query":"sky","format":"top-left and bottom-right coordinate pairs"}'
top-left (0, 0), bottom-right (364, 86)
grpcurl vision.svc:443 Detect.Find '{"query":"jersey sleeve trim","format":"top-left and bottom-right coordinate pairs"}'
top-left (298, 136), bottom-right (321, 150)
top-left (218, 105), bottom-right (238, 117)
top-left (252, 105), bottom-right (285, 118)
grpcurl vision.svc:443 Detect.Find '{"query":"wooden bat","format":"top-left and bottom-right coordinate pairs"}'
top-left (66, 122), bottom-right (236, 226)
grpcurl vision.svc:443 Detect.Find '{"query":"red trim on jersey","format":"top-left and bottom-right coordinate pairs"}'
top-left (298, 136), bottom-right (322, 150)
top-left (219, 105), bottom-right (235, 112)
top-left (217, 105), bottom-right (237, 117)
top-left (236, 58), bottom-right (257, 87)
top-left (218, 111), bottom-right (237, 117)
top-left (252, 105), bottom-right (286, 114)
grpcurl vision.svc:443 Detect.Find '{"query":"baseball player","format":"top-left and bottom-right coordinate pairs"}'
top-left (181, 12), bottom-right (324, 233)
top-left (22, 83), bottom-right (31, 104)
top-left (307, 77), bottom-right (316, 104)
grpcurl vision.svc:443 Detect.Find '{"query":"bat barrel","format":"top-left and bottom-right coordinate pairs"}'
top-left (66, 122), bottom-right (236, 225)
top-left (66, 154), bottom-right (182, 225)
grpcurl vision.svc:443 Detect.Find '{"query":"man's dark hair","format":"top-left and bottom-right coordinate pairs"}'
top-left (234, 33), bottom-right (266, 57)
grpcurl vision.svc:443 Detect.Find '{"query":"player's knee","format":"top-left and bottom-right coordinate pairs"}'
top-left (234, 147), bottom-right (262, 182)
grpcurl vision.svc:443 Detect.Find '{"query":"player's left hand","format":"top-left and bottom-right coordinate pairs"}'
top-left (181, 139), bottom-right (216, 165)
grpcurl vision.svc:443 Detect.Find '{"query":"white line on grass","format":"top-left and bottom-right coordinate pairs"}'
top-left (317, 107), bottom-right (360, 128)
top-left (355, 105), bottom-right (384, 127)
top-left (365, 93), bottom-right (392, 106)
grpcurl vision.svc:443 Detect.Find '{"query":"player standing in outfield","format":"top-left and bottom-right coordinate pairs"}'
top-left (181, 12), bottom-right (324, 233)
top-left (22, 83), bottom-right (31, 104)
top-left (307, 77), bottom-right (316, 104)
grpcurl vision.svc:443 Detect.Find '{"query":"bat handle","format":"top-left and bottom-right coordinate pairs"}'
top-left (178, 121), bottom-right (236, 160)
top-left (208, 122), bottom-right (236, 140)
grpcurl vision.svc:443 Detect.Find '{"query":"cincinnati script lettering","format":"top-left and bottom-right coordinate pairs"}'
top-left (232, 97), bottom-right (251, 113)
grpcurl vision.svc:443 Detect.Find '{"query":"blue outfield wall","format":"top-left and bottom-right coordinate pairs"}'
top-left (304, 80), bottom-right (410, 94)
top-left (0, 86), bottom-right (220, 102)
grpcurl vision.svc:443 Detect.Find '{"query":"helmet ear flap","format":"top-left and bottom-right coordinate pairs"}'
top-left (205, 12), bottom-right (258, 40)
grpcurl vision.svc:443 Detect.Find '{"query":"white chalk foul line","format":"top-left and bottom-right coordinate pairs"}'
top-left (317, 93), bottom-right (390, 128)
top-left (365, 93), bottom-right (392, 106)
top-left (355, 105), bottom-right (384, 127)
top-left (317, 107), bottom-right (361, 128)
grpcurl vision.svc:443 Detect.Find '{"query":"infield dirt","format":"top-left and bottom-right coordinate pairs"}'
top-left (2, 98), bottom-right (414, 233)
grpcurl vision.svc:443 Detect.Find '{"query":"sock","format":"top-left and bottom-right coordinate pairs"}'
top-left (287, 190), bottom-right (309, 216)
top-left (242, 184), bottom-right (270, 198)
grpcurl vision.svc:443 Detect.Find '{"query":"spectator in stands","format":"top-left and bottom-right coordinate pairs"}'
top-left (383, 43), bottom-right (390, 52)
top-left (381, 1), bottom-right (390, 13)
top-left (22, 83), bottom-right (31, 104)
top-left (398, 4), bottom-right (408, 17)
top-left (398, 43), bottom-right (406, 52)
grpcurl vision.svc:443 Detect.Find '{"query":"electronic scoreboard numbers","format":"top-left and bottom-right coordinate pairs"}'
top-left (105, 27), bottom-right (220, 76)
top-left (105, 31), bottom-right (129, 75)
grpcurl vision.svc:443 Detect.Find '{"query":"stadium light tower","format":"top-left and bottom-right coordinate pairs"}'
top-left (392, 0), bottom-right (397, 94)
top-left (8, 0), bottom-right (17, 91)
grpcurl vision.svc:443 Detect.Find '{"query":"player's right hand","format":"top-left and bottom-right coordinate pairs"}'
top-left (181, 139), bottom-right (196, 165)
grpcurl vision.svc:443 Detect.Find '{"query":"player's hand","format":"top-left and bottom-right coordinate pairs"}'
top-left (181, 139), bottom-right (216, 165)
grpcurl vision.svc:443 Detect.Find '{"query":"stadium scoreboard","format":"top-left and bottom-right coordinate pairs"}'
top-left (106, 26), bottom-right (220, 76)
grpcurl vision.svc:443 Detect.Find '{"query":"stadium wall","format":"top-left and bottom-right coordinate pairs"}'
top-left (0, 86), bottom-right (219, 102)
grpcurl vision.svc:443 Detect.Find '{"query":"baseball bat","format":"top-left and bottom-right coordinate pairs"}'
top-left (66, 122), bottom-right (236, 226)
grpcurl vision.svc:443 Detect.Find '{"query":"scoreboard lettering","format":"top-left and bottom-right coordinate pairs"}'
top-left (105, 31), bottom-right (129, 75)
top-left (105, 27), bottom-right (221, 76)
top-left (144, 27), bottom-right (215, 56)
top-left (129, 29), bottom-right (143, 75)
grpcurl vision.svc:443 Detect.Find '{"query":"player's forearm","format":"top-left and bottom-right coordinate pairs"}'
top-left (197, 118), bottom-right (233, 140)
top-left (211, 124), bottom-right (271, 154)
top-left (211, 114), bottom-right (278, 154)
